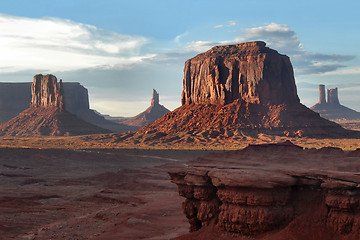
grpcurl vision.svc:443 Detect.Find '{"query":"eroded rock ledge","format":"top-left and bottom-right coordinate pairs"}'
top-left (169, 141), bottom-right (360, 239)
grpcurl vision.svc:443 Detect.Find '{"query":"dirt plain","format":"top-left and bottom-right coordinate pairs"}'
top-left (0, 121), bottom-right (360, 240)
top-left (0, 147), bottom-right (211, 240)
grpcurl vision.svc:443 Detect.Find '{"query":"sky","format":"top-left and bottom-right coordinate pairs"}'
top-left (1, 0), bottom-right (360, 116)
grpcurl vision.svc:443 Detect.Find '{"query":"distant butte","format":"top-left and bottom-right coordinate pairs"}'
top-left (138, 41), bottom-right (358, 139)
top-left (311, 84), bottom-right (360, 120)
top-left (112, 89), bottom-right (170, 128)
top-left (0, 74), bottom-right (110, 137)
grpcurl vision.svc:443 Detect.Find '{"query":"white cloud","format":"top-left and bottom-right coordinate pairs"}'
top-left (184, 40), bottom-right (219, 53)
top-left (0, 14), bottom-right (152, 73)
top-left (227, 20), bottom-right (237, 27)
top-left (214, 20), bottom-right (237, 29)
top-left (234, 23), bottom-right (355, 75)
top-left (214, 24), bottom-right (224, 29)
top-left (184, 23), bottom-right (355, 76)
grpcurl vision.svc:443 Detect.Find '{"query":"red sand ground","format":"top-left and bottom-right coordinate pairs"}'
top-left (0, 148), bottom-right (208, 240)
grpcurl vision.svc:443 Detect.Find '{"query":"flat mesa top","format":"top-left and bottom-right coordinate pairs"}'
top-left (170, 142), bottom-right (360, 188)
top-left (191, 41), bottom-right (282, 60)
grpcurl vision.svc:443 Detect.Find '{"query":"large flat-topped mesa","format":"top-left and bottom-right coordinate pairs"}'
top-left (181, 41), bottom-right (299, 105)
top-left (138, 41), bottom-right (358, 138)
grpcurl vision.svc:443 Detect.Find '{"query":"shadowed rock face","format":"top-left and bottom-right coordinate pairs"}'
top-left (319, 84), bottom-right (326, 104)
top-left (327, 88), bottom-right (340, 105)
top-left (311, 85), bottom-right (360, 120)
top-left (181, 41), bottom-right (299, 105)
top-left (170, 141), bottom-right (360, 239)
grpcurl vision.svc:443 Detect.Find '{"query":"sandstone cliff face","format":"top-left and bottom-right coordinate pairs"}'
top-left (170, 142), bottom-right (360, 239)
top-left (62, 82), bottom-right (89, 114)
top-left (181, 41), bottom-right (299, 105)
top-left (31, 74), bottom-right (64, 109)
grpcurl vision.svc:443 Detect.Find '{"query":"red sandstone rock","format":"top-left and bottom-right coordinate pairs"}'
top-left (139, 42), bottom-right (357, 139)
top-left (31, 74), bottom-right (64, 109)
top-left (169, 142), bottom-right (360, 239)
top-left (0, 74), bottom-right (110, 136)
top-left (181, 41), bottom-right (299, 106)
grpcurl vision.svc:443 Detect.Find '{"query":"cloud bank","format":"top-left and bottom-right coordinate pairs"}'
top-left (183, 23), bottom-right (355, 76)
top-left (0, 14), bottom-right (152, 73)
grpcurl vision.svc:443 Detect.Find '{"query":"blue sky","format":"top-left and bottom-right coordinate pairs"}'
top-left (1, 0), bottom-right (360, 116)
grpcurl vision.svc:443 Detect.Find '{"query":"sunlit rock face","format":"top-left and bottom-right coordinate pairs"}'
top-left (181, 41), bottom-right (299, 106)
top-left (31, 74), bottom-right (64, 109)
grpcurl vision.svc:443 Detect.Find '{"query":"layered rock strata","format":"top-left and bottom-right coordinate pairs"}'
top-left (139, 41), bottom-right (358, 138)
top-left (169, 141), bottom-right (360, 239)
top-left (311, 84), bottom-right (360, 120)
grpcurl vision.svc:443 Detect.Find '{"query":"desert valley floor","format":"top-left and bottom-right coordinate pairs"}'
top-left (0, 147), bottom-right (210, 240)
top-left (1, 131), bottom-right (360, 240)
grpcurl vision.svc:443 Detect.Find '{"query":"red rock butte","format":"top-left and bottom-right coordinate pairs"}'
top-left (139, 41), bottom-right (359, 138)
top-left (0, 74), bottom-right (110, 136)
top-left (181, 41), bottom-right (299, 106)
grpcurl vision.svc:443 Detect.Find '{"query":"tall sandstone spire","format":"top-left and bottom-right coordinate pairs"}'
top-left (319, 84), bottom-right (326, 104)
top-left (311, 85), bottom-right (360, 120)
top-left (327, 88), bottom-right (340, 105)
top-left (151, 89), bottom-right (159, 106)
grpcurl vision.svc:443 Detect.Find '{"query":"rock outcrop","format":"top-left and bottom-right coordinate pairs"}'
top-left (311, 85), bottom-right (360, 120)
top-left (170, 141), bottom-right (360, 239)
top-left (327, 87), bottom-right (340, 105)
top-left (0, 74), bottom-right (110, 136)
top-left (113, 89), bottom-right (170, 128)
top-left (138, 41), bottom-right (358, 139)
top-left (0, 81), bottom-right (136, 132)
top-left (181, 41), bottom-right (299, 106)
top-left (319, 84), bottom-right (326, 104)
top-left (31, 74), bottom-right (64, 109)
